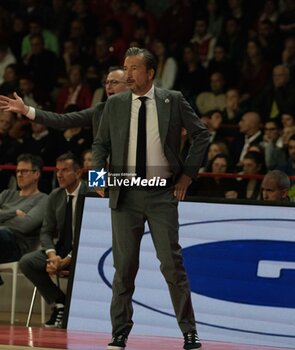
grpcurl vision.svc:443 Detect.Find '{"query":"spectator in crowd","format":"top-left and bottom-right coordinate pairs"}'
top-left (218, 16), bottom-right (246, 65)
top-left (0, 43), bottom-right (16, 85)
top-left (281, 35), bottom-right (295, 82)
top-left (152, 39), bottom-right (178, 89)
top-left (18, 73), bottom-right (52, 110)
top-left (22, 33), bottom-right (58, 95)
top-left (252, 65), bottom-right (295, 120)
top-left (158, 0), bottom-right (194, 56)
top-left (66, 18), bottom-right (92, 56)
top-left (277, 0), bottom-right (295, 38)
top-left (0, 63), bottom-right (20, 97)
top-left (277, 134), bottom-right (295, 180)
top-left (261, 169), bottom-right (290, 201)
top-left (200, 109), bottom-right (225, 143)
top-left (0, 110), bottom-right (22, 191)
top-left (222, 88), bottom-right (246, 125)
top-left (86, 36), bottom-right (119, 92)
top-left (261, 118), bottom-right (286, 170)
top-left (231, 111), bottom-right (263, 168)
top-left (0, 67), bottom-right (128, 141)
top-left (255, 19), bottom-right (282, 65)
top-left (101, 19), bottom-right (127, 64)
top-left (281, 112), bottom-right (295, 128)
top-left (207, 44), bottom-right (238, 87)
top-left (57, 38), bottom-right (91, 87)
top-left (21, 16), bottom-right (59, 57)
top-left (69, 0), bottom-right (99, 39)
top-left (196, 72), bottom-right (226, 115)
top-left (257, 0), bottom-right (279, 24)
top-left (19, 152), bottom-right (88, 327)
top-left (0, 153), bottom-right (47, 285)
top-left (174, 43), bottom-right (208, 111)
top-left (190, 16), bottom-right (217, 68)
top-left (188, 153), bottom-right (237, 199)
top-left (237, 150), bottom-right (267, 200)
top-left (238, 39), bottom-right (273, 101)
top-left (56, 65), bottom-right (93, 113)
top-left (206, 0), bottom-right (225, 39)
top-left (23, 122), bottom-right (60, 193)
top-left (10, 16), bottom-right (28, 63)
top-left (56, 104), bottom-right (92, 160)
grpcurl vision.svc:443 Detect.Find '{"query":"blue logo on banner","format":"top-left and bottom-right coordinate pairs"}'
top-left (88, 169), bottom-right (107, 188)
top-left (183, 240), bottom-right (295, 308)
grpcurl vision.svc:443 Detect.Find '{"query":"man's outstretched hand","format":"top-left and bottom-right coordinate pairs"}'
top-left (0, 92), bottom-right (29, 116)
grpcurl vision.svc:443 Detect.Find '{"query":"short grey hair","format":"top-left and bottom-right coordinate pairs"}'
top-left (124, 47), bottom-right (157, 78)
top-left (263, 170), bottom-right (290, 190)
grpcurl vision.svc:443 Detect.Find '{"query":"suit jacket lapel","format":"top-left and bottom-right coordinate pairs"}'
top-left (155, 88), bottom-right (171, 147)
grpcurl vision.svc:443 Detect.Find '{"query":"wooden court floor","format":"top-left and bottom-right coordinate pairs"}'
top-left (0, 325), bottom-right (293, 350)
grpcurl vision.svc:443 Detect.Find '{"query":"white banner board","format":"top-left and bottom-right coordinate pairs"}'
top-left (66, 197), bottom-right (295, 348)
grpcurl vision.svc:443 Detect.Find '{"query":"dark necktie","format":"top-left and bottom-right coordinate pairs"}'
top-left (136, 96), bottom-right (147, 179)
top-left (58, 195), bottom-right (73, 257)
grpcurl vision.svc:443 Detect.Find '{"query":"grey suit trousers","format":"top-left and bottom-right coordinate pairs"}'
top-left (19, 250), bottom-right (65, 305)
top-left (110, 186), bottom-right (196, 336)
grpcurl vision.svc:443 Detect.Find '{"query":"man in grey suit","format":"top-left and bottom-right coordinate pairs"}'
top-left (19, 152), bottom-right (88, 328)
top-left (92, 47), bottom-right (210, 350)
top-left (0, 67), bottom-right (128, 138)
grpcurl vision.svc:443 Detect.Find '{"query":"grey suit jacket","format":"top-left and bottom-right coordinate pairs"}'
top-left (92, 87), bottom-right (210, 209)
top-left (35, 103), bottom-right (106, 138)
top-left (40, 181), bottom-right (88, 252)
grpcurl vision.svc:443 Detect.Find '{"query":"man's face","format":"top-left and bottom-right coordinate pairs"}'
top-left (124, 54), bottom-right (154, 95)
top-left (264, 121), bottom-right (279, 142)
top-left (273, 66), bottom-right (288, 88)
top-left (105, 70), bottom-right (128, 97)
top-left (16, 161), bottom-right (39, 190)
top-left (56, 160), bottom-right (81, 192)
top-left (0, 112), bottom-right (13, 134)
top-left (261, 177), bottom-right (288, 201)
top-left (210, 73), bottom-right (224, 94)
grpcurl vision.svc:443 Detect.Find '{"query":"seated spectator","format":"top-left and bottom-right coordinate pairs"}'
top-left (23, 122), bottom-right (60, 193)
top-left (0, 43), bottom-right (16, 85)
top-left (201, 109), bottom-right (225, 143)
top-left (281, 112), bottom-right (295, 128)
top-left (22, 33), bottom-right (58, 95)
top-left (81, 148), bottom-right (92, 182)
top-left (277, 135), bottom-right (295, 194)
top-left (260, 170), bottom-right (290, 201)
top-left (0, 110), bottom-right (22, 191)
top-left (252, 65), bottom-right (295, 120)
top-left (238, 39), bottom-right (272, 101)
top-left (174, 43), bottom-right (208, 110)
top-left (0, 154), bottom-right (48, 285)
top-left (281, 36), bottom-right (295, 82)
top-left (56, 65), bottom-right (93, 113)
top-left (190, 16), bottom-right (217, 68)
top-left (260, 119), bottom-right (286, 169)
top-left (236, 151), bottom-right (267, 200)
top-left (200, 140), bottom-right (230, 172)
top-left (207, 44), bottom-right (238, 87)
top-left (21, 16), bottom-right (59, 57)
top-left (0, 63), bottom-right (20, 97)
top-left (206, 0), bottom-right (225, 39)
top-left (19, 152), bottom-right (88, 327)
top-left (152, 39), bottom-right (178, 90)
top-left (196, 72), bottom-right (226, 115)
top-left (231, 111), bottom-right (264, 168)
top-left (188, 153), bottom-right (237, 199)
top-left (56, 104), bottom-right (92, 160)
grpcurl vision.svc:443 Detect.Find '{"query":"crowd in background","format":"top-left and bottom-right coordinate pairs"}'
top-left (0, 0), bottom-right (295, 200)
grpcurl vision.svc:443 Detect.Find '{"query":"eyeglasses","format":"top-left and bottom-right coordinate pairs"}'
top-left (16, 169), bottom-right (37, 175)
top-left (104, 79), bottom-right (125, 86)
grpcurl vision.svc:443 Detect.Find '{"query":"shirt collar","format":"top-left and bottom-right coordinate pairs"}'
top-left (66, 181), bottom-right (82, 197)
top-left (132, 85), bottom-right (155, 101)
